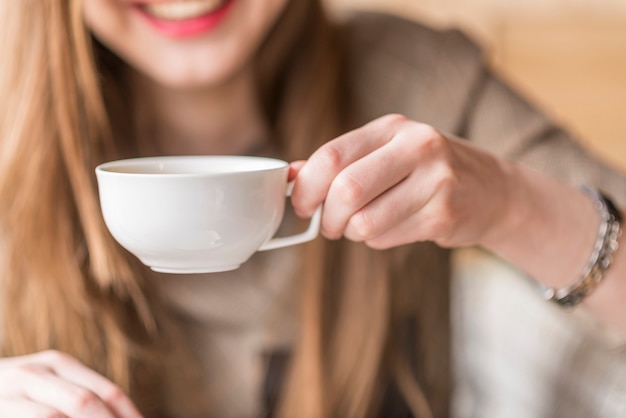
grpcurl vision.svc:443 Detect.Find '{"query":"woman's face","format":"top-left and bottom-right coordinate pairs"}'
top-left (83, 0), bottom-right (289, 89)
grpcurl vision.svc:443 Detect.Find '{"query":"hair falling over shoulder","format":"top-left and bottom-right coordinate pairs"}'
top-left (0, 0), bottom-right (166, 414)
top-left (0, 1), bottom-right (436, 417)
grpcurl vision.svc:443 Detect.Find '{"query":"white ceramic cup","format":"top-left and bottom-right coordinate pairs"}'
top-left (95, 155), bottom-right (321, 273)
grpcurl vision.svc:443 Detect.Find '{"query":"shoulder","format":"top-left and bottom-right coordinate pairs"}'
top-left (341, 11), bottom-right (482, 65)
top-left (338, 12), bottom-right (486, 130)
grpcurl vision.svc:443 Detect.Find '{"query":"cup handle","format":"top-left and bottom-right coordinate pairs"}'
top-left (258, 181), bottom-right (322, 251)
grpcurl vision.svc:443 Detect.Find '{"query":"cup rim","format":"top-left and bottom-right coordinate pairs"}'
top-left (95, 155), bottom-right (289, 177)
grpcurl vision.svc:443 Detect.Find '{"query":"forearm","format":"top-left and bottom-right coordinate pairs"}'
top-left (480, 160), bottom-right (626, 333)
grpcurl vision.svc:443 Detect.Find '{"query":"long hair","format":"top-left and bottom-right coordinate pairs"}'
top-left (0, 0), bottom-right (168, 414)
top-left (0, 0), bottom-right (442, 417)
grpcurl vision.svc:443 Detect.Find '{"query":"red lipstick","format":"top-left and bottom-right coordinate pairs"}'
top-left (136, 0), bottom-right (234, 38)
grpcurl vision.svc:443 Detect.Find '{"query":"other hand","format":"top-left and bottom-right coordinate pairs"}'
top-left (0, 350), bottom-right (142, 418)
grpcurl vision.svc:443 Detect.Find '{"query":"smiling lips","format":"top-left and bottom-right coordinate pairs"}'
top-left (142, 0), bottom-right (226, 20)
top-left (137, 0), bottom-right (234, 38)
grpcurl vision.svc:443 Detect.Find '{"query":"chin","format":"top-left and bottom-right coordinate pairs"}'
top-left (143, 57), bottom-right (246, 91)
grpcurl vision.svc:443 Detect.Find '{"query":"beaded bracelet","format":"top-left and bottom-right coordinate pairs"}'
top-left (543, 186), bottom-right (623, 308)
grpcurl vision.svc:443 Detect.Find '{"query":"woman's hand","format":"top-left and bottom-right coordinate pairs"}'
top-left (291, 114), bottom-right (515, 249)
top-left (292, 113), bottom-right (626, 335)
top-left (0, 350), bottom-right (142, 418)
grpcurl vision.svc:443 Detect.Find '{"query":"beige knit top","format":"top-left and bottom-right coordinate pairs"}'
top-left (154, 240), bottom-right (300, 418)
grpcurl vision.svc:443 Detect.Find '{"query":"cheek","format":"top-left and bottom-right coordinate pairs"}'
top-left (83, 0), bottom-right (130, 44)
top-left (83, 0), bottom-right (147, 75)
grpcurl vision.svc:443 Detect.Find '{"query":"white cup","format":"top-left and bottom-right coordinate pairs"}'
top-left (95, 155), bottom-right (321, 273)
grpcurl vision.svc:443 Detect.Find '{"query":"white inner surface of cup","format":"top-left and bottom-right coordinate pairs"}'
top-left (98, 155), bottom-right (287, 175)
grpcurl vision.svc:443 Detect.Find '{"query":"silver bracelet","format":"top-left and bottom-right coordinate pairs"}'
top-left (543, 186), bottom-right (623, 307)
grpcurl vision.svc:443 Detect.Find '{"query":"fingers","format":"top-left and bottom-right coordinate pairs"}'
top-left (0, 363), bottom-right (117, 418)
top-left (295, 117), bottom-right (507, 249)
top-left (341, 172), bottom-right (426, 246)
top-left (0, 351), bottom-right (142, 418)
top-left (45, 352), bottom-right (142, 418)
top-left (293, 114), bottom-right (453, 241)
top-left (288, 160), bottom-right (305, 181)
top-left (341, 162), bottom-right (454, 248)
top-left (0, 397), bottom-right (68, 418)
top-left (319, 128), bottom-right (421, 239)
top-left (292, 114), bottom-right (406, 218)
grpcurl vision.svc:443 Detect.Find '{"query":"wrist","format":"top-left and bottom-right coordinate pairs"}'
top-left (543, 186), bottom-right (623, 307)
top-left (477, 159), bottom-right (533, 250)
top-left (479, 162), bottom-right (601, 288)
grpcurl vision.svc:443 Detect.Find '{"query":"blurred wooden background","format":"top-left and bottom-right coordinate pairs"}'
top-left (325, 0), bottom-right (626, 171)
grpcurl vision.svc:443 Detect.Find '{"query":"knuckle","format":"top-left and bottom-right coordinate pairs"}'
top-left (349, 210), bottom-right (377, 239)
top-left (318, 142), bottom-right (345, 172)
top-left (14, 362), bottom-right (39, 375)
top-left (424, 214), bottom-right (455, 240)
top-left (380, 113), bottom-right (409, 127)
top-left (69, 388), bottom-right (100, 412)
top-left (5, 362), bottom-right (44, 382)
top-left (434, 165), bottom-right (459, 192)
top-left (40, 350), bottom-right (72, 365)
top-left (426, 199), bottom-right (461, 243)
top-left (101, 385), bottom-right (126, 405)
top-left (413, 126), bottom-right (449, 157)
top-left (416, 123), bottom-right (441, 139)
top-left (332, 173), bottom-right (365, 206)
top-left (426, 138), bottom-right (450, 160)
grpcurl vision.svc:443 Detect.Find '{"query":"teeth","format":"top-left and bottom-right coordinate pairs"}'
top-left (144, 0), bottom-right (225, 21)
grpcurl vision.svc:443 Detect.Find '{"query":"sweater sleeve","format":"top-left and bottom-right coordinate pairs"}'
top-left (462, 68), bottom-right (626, 206)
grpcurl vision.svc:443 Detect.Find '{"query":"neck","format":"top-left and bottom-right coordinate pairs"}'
top-left (130, 68), bottom-right (268, 156)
